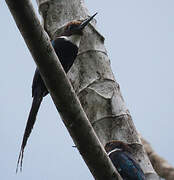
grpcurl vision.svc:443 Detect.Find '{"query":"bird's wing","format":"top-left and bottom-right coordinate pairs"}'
top-left (110, 151), bottom-right (146, 180)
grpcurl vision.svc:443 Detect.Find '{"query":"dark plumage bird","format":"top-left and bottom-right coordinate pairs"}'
top-left (16, 13), bottom-right (97, 172)
top-left (105, 140), bottom-right (146, 180)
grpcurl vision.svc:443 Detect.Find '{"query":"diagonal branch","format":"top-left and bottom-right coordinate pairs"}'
top-left (5, 0), bottom-right (121, 179)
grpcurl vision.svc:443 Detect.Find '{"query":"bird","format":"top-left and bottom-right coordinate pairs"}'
top-left (16, 13), bottom-right (98, 173)
top-left (105, 140), bottom-right (146, 180)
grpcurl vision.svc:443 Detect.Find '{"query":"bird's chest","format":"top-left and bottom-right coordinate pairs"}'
top-left (53, 39), bottom-right (78, 72)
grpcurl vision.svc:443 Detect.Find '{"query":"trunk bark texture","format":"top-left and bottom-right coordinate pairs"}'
top-left (36, 0), bottom-right (159, 179)
top-left (5, 0), bottom-right (121, 179)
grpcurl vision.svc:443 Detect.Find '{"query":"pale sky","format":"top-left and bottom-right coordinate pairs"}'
top-left (1, 0), bottom-right (174, 179)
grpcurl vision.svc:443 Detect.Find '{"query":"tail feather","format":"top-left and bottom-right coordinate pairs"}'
top-left (16, 96), bottom-right (43, 173)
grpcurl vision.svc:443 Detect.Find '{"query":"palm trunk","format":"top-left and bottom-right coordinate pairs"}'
top-left (36, 0), bottom-right (159, 179)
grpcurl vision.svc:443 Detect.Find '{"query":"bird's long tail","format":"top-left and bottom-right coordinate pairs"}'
top-left (16, 96), bottom-right (43, 173)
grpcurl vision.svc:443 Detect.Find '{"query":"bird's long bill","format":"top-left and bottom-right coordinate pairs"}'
top-left (79, 12), bottom-right (98, 29)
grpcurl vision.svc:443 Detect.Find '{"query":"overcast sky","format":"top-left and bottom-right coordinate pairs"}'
top-left (1, 0), bottom-right (174, 179)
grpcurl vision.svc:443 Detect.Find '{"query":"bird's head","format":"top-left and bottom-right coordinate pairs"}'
top-left (60, 13), bottom-right (97, 47)
top-left (62, 12), bottom-right (97, 36)
top-left (105, 140), bottom-right (132, 153)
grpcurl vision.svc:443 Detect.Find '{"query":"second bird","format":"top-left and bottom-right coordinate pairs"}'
top-left (16, 13), bottom-right (98, 172)
top-left (105, 140), bottom-right (146, 180)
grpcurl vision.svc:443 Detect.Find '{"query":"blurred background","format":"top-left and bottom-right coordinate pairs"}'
top-left (1, 0), bottom-right (174, 179)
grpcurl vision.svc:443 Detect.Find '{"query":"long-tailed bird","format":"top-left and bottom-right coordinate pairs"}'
top-left (105, 140), bottom-right (146, 180)
top-left (16, 13), bottom-right (97, 173)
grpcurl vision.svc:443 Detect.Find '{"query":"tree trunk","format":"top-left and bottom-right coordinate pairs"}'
top-left (5, 0), bottom-right (121, 179)
top-left (36, 0), bottom-right (159, 179)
